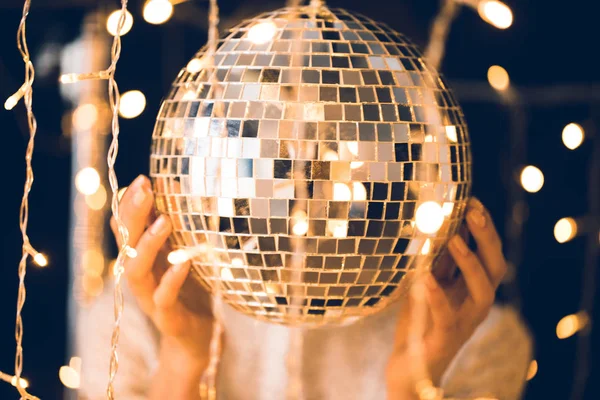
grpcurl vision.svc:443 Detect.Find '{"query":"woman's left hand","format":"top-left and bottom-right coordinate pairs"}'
top-left (386, 197), bottom-right (508, 399)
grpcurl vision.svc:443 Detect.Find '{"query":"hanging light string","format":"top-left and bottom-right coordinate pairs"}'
top-left (424, 0), bottom-right (459, 71)
top-left (1, 0), bottom-right (42, 399)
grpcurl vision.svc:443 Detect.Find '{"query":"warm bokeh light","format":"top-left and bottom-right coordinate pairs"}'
top-left (82, 274), bottom-right (104, 297)
top-left (10, 376), bottom-right (29, 389)
top-left (187, 57), bottom-right (207, 73)
top-left (119, 90), bottom-right (146, 119)
top-left (106, 10), bottom-right (134, 36)
top-left (143, 0), bottom-right (174, 25)
top-left (85, 185), bottom-right (107, 210)
top-left (220, 267), bottom-right (234, 280)
top-left (33, 252), bottom-right (48, 267)
top-left (247, 21), bottom-right (277, 44)
top-left (554, 217), bottom-right (577, 243)
top-left (562, 122), bottom-right (584, 150)
top-left (59, 356), bottom-right (81, 389)
top-left (415, 201), bottom-right (444, 234)
top-left (557, 311), bottom-right (589, 339)
top-left (478, 0), bottom-right (513, 29)
top-left (327, 220), bottom-right (348, 238)
top-left (291, 210), bottom-right (309, 236)
top-left (445, 125), bottom-right (457, 142)
top-left (231, 258), bottom-right (243, 267)
top-left (82, 249), bottom-right (105, 277)
top-left (520, 165), bottom-right (544, 193)
top-left (487, 65), bottom-right (510, 91)
top-left (352, 182), bottom-right (367, 201)
top-left (167, 249), bottom-right (190, 264)
top-left (333, 183), bottom-right (352, 201)
top-left (322, 150), bottom-right (339, 161)
top-left (75, 167), bottom-right (101, 195)
top-left (72, 103), bottom-right (98, 131)
top-left (350, 161), bottom-right (364, 169)
top-left (526, 360), bottom-right (538, 381)
top-left (346, 141), bottom-right (359, 156)
top-left (421, 238), bottom-right (432, 255)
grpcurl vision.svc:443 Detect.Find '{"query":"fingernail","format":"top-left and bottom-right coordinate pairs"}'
top-left (149, 215), bottom-right (170, 236)
top-left (469, 197), bottom-right (484, 210)
top-left (131, 176), bottom-right (150, 207)
top-left (467, 208), bottom-right (486, 228)
top-left (450, 235), bottom-right (469, 256)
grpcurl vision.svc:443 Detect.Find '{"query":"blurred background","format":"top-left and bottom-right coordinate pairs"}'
top-left (0, 0), bottom-right (598, 399)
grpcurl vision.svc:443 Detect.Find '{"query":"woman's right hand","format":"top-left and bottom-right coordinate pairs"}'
top-left (111, 175), bottom-right (213, 399)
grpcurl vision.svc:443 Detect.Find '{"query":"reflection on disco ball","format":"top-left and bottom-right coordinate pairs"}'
top-left (150, 5), bottom-right (471, 326)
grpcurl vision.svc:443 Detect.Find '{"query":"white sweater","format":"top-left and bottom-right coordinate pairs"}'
top-left (77, 283), bottom-right (532, 400)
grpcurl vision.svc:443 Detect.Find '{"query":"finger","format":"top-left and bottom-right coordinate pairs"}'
top-left (110, 175), bottom-right (154, 249)
top-left (447, 235), bottom-right (494, 311)
top-left (425, 273), bottom-right (456, 330)
top-left (153, 262), bottom-right (192, 310)
top-left (466, 197), bottom-right (507, 288)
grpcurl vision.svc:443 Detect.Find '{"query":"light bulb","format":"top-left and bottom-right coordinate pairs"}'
top-left (106, 10), bottom-right (134, 36)
top-left (556, 311), bottom-right (589, 339)
top-left (554, 217), bottom-right (577, 243)
top-left (119, 90), bottom-right (146, 119)
top-left (247, 22), bottom-right (277, 44)
top-left (415, 201), bottom-right (444, 234)
top-left (75, 167), bottom-right (101, 195)
top-left (10, 376), bottom-right (29, 389)
top-left (478, 0), bottom-right (513, 29)
top-left (34, 252), bottom-right (48, 267)
top-left (520, 165), bottom-right (544, 193)
top-left (487, 65), bottom-right (510, 91)
top-left (72, 104), bottom-right (98, 131)
top-left (143, 0), bottom-right (174, 25)
top-left (562, 123), bottom-right (584, 150)
top-left (4, 95), bottom-right (19, 110)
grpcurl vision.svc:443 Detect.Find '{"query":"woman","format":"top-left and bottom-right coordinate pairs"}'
top-left (77, 175), bottom-right (532, 400)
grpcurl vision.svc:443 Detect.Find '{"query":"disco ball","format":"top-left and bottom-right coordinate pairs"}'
top-left (150, 4), bottom-right (471, 326)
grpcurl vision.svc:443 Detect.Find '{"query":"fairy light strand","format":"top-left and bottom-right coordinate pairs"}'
top-left (2, 0), bottom-right (42, 398)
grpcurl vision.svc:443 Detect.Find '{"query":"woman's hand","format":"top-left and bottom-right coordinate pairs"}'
top-left (387, 197), bottom-right (508, 399)
top-left (111, 175), bottom-right (213, 400)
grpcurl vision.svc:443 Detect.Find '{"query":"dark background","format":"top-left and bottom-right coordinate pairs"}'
top-left (0, 0), bottom-right (598, 399)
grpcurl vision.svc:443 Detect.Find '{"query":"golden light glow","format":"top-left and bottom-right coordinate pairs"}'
top-left (220, 267), bottom-right (234, 280)
top-left (352, 182), bottom-right (367, 201)
top-left (167, 249), bottom-right (190, 264)
top-left (75, 167), bottom-right (101, 195)
top-left (557, 311), bottom-right (589, 339)
top-left (442, 202), bottom-right (454, 217)
top-left (445, 125), bottom-right (458, 142)
top-left (59, 356), bottom-right (81, 389)
top-left (106, 10), bottom-right (134, 37)
top-left (327, 220), bottom-right (348, 238)
top-left (143, 0), bottom-right (174, 25)
top-left (350, 161), bottom-right (364, 169)
top-left (247, 21), bottom-right (277, 44)
top-left (231, 258), bottom-right (243, 267)
top-left (562, 123), bottom-right (584, 150)
top-left (291, 210), bottom-right (309, 236)
top-left (333, 183), bottom-right (352, 201)
top-left (322, 150), bottom-right (339, 161)
top-left (85, 185), bottom-right (107, 210)
top-left (4, 95), bottom-right (19, 110)
top-left (72, 104), bottom-right (98, 131)
top-left (82, 249), bottom-right (105, 277)
top-left (187, 57), bottom-right (207, 73)
top-left (554, 217), bottom-right (577, 243)
top-left (33, 252), bottom-right (48, 267)
top-left (487, 65), bottom-right (510, 91)
top-left (346, 141), bottom-right (359, 156)
top-left (478, 0), bottom-right (513, 29)
top-left (119, 90), bottom-right (146, 119)
top-left (520, 165), bottom-right (544, 193)
top-left (415, 201), bottom-right (445, 234)
top-left (421, 238), bottom-right (432, 255)
top-left (10, 376), bottom-right (29, 389)
top-left (82, 274), bottom-right (104, 297)
top-left (526, 360), bottom-right (538, 381)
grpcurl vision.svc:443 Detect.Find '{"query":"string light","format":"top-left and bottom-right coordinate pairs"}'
top-left (75, 167), bottom-right (101, 195)
top-left (118, 90), bottom-right (146, 119)
top-left (562, 122), bottom-right (584, 150)
top-left (59, 357), bottom-right (81, 389)
top-left (526, 360), bottom-right (538, 381)
top-left (106, 10), bottom-right (133, 36)
top-left (415, 201), bottom-right (445, 234)
top-left (33, 252), bottom-right (48, 267)
top-left (556, 311), bottom-right (590, 339)
top-left (247, 21), bottom-right (277, 44)
top-left (554, 217), bottom-right (577, 243)
top-left (143, 0), bottom-right (174, 25)
top-left (487, 65), bottom-right (510, 91)
top-left (477, 0), bottom-right (513, 29)
top-left (0, 371), bottom-right (29, 390)
top-left (60, 70), bottom-right (110, 84)
top-left (520, 165), bottom-right (544, 193)
top-left (4, 82), bottom-right (28, 110)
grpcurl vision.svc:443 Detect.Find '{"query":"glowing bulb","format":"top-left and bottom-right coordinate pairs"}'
top-left (119, 90), bottom-right (146, 119)
top-left (556, 311), bottom-right (589, 339)
top-left (82, 249), bottom-right (105, 277)
top-left (562, 123), bottom-right (584, 150)
top-left (292, 211), bottom-right (308, 236)
top-left (143, 0), bottom-right (174, 25)
top-left (526, 360), bottom-right (538, 381)
top-left (445, 125), bottom-right (457, 142)
top-left (415, 201), bottom-right (444, 234)
top-left (352, 182), bottom-right (367, 201)
top-left (247, 21), bottom-right (277, 44)
top-left (10, 376), bottom-right (29, 389)
top-left (554, 217), bottom-right (577, 243)
top-left (72, 104), bottom-right (98, 131)
top-left (34, 252), bottom-right (48, 267)
top-left (487, 65), bottom-right (510, 91)
top-left (85, 185), bottom-right (107, 210)
top-left (4, 95), bottom-right (19, 110)
top-left (59, 359), bottom-right (81, 389)
top-left (75, 167), bottom-right (101, 195)
top-left (520, 165), bottom-right (544, 193)
top-left (167, 249), bottom-right (191, 264)
top-left (478, 0), bottom-right (513, 29)
top-left (106, 10), bottom-right (133, 36)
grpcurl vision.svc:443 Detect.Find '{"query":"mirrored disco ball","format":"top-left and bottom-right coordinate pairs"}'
top-left (150, 5), bottom-right (471, 326)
